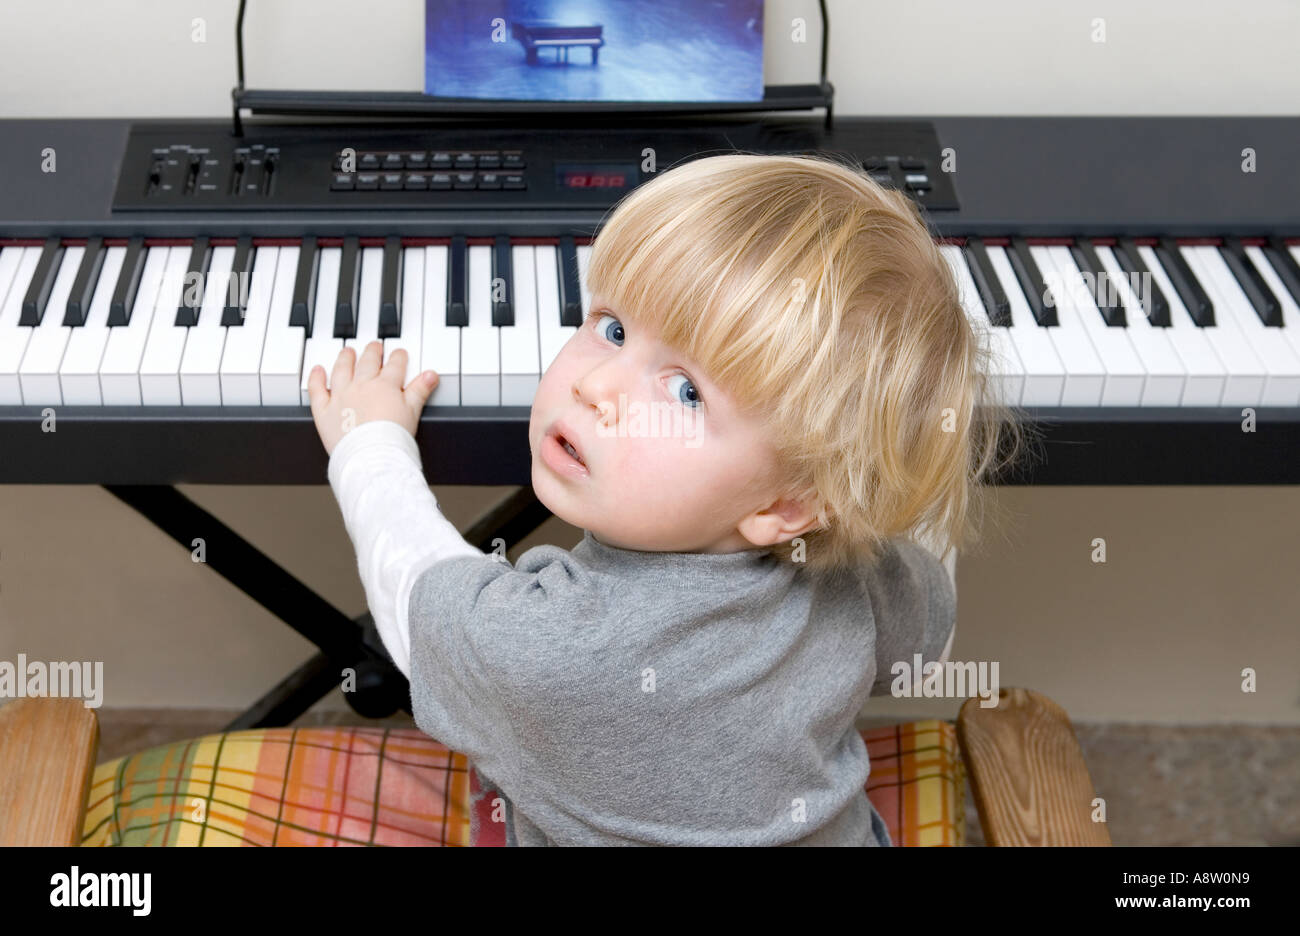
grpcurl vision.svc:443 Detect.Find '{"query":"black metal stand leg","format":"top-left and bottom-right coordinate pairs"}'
top-left (103, 483), bottom-right (554, 730)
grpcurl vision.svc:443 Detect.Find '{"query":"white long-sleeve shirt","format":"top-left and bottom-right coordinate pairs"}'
top-left (326, 419), bottom-right (488, 678)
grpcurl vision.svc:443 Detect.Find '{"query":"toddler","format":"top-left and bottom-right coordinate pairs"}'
top-left (309, 152), bottom-right (1023, 846)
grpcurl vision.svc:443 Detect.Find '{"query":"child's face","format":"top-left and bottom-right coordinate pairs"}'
top-left (528, 294), bottom-right (820, 553)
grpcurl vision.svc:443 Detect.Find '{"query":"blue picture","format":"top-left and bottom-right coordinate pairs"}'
top-left (424, 0), bottom-right (765, 102)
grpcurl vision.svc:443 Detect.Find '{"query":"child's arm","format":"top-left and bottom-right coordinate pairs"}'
top-left (863, 537), bottom-right (958, 696)
top-left (327, 418), bottom-right (486, 678)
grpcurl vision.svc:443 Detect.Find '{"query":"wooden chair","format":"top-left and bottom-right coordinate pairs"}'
top-left (0, 688), bottom-right (1109, 846)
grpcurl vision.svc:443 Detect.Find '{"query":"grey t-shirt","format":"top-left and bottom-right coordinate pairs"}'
top-left (407, 529), bottom-right (955, 846)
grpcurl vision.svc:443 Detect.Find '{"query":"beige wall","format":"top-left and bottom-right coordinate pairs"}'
top-left (1, 1), bottom-right (1298, 723)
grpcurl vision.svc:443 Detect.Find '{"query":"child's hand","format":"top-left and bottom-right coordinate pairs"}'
top-left (308, 341), bottom-right (439, 456)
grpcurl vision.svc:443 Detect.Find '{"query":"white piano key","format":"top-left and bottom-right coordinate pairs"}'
top-left (984, 245), bottom-right (1066, 406)
top-left (138, 246), bottom-right (195, 404)
top-left (100, 246), bottom-right (171, 405)
top-left (383, 246), bottom-right (424, 389)
top-left (1190, 245), bottom-right (1300, 406)
top-left (0, 248), bottom-right (42, 404)
top-left (940, 245), bottom-right (1023, 407)
top-left (461, 244), bottom-right (500, 405)
top-left (1026, 246), bottom-right (1106, 405)
top-left (536, 244), bottom-right (576, 374)
top-left (259, 246), bottom-right (306, 405)
top-left (344, 246), bottom-right (382, 354)
top-left (1246, 244), bottom-right (1300, 362)
top-left (577, 242), bottom-right (593, 316)
top-left (300, 247), bottom-right (344, 405)
top-left (61, 246), bottom-right (126, 405)
top-left (419, 246), bottom-right (460, 407)
top-left (18, 244), bottom-right (85, 405)
top-left (180, 246), bottom-right (235, 406)
top-left (1175, 246), bottom-right (1267, 406)
top-left (1135, 245), bottom-right (1226, 405)
top-left (1092, 245), bottom-right (1187, 406)
top-left (1042, 246), bottom-right (1145, 406)
top-left (500, 245), bottom-right (541, 406)
top-left (219, 246), bottom-right (279, 405)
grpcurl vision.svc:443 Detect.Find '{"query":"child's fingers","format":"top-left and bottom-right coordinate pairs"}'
top-left (404, 370), bottom-right (439, 414)
top-left (355, 340), bottom-right (384, 381)
top-left (331, 345), bottom-right (356, 393)
top-left (307, 364), bottom-right (329, 420)
top-left (381, 346), bottom-right (408, 386)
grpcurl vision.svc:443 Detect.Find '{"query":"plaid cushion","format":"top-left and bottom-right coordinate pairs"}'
top-left (81, 719), bottom-right (965, 846)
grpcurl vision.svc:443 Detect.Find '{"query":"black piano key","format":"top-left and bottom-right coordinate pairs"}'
top-left (20, 235), bottom-right (64, 326)
top-left (175, 236), bottom-right (211, 326)
top-left (378, 235), bottom-right (402, 338)
top-left (1069, 239), bottom-right (1126, 327)
top-left (222, 236), bottom-right (255, 326)
top-left (290, 235), bottom-right (318, 330)
top-left (963, 238), bottom-right (1010, 327)
top-left (1221, 238), bottom-right (1281, 327)
top-left (1114, 238), bottom-right (1170, 327)
top-left (334, 236), bottom-right (360, 338)
top-left (108, 236), bottom-right (146, 326)
top-left (446, 235), bottom-right (468, 327)
top-left (492, 234), bottom-right (514, 327)
top-left (1156, 237), bottom-right (1214, 327)
top-left (558, 236), bottom-right (583, 327)
top-left (1006, 237), bottom-right (1058, 327)
top-left (64, 236), bottom-right (105, 326)
top-left (1263, 236), bottom-right (1300, 310)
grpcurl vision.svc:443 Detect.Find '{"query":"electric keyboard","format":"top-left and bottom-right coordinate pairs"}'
top-left (2, 116), bottom-right (1298, 484)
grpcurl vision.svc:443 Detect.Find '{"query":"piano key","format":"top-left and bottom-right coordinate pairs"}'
top-left (100, 246), bottom-right (170, 405)
top-left (65, 236), bottom-right (105, 326)
top-left (221, 236), bottom-right (254, 326)
top-left (174, 236), bottom-right (211, 327)
top-left (259, 245), bottom-right (305, 405)
top-left (1134, 244), bottom-right (1227, 405)
top-left (1220, 238), bottom-right (1280, 327)
top-left (289, 235), bottom-right (318, 329)
top-left (378, 235), bottom-right (402, 338)
top-left (108, 236), bottom-right (146, 326)
top-left (344, 245), bottom-right (382, 353)
top-left (939, 245), bottom-right (1023, 406)
top-left (18, 244), bottom-right (85, 404)
top-left (963, 238), bottom-right (1010, 327)
top-left (334, 235), bottom-right (359, 338)
top-left (576, 241), bottom-right (593, 318)
top-left (492, 234), bottom-right (514, 327)
top-left (1246, 244), bottom-right (1300, 362)
top-left (1006, 237), bottom-right (1058, 327)
top-left (0, 247), bottom-right (40, 404)
top-left (300, 246), bottom-right (344, 404)
top-left (1114, 238), bottom-right (1170, 327)
top-left (138, 246), bottom-right (195, 404)
top-left (536, 243), bottom-right (576, 374)
top-left (1024, 245), bottom-right (1105, 405)
top-left (383, 246), bottom-right (424, 389)
top-left (983, 245), bottom-right (1067, 405)
top-left (500, 245), bottom-right (541, 405)
top-left (447, 235), bottom-right (468, 326)
top-left (1186, 245), bottom-right (1300, 405)
top-left (60, 245), bottom-right (126, 404)
top-left (179, 245), bottom-right (235, 405)
top-left (19, 235), bottom-right (64, 326)
top-left (1164, 246), bottom-right (1264, 404)
top-left (557, 235), bottom-right (582, 326)
top-left (461, 243), bottom-right (500, 404)
top-left (1156, 237), bottom-right (1214, 327)
top-left (1092, 245), bottom-right (1187, 405)
top-left (420, 245), bottom-right (460, 406)
top-left (220, 246), bottom-right (280, 404)
top-left (1260, 236), bottom-right (1300, 309)
top-left (1068, 239), bottom-right (1126, 326)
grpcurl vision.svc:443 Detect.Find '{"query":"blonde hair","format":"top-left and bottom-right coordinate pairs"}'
top-left (585, 152), bottom-right (1034, 579)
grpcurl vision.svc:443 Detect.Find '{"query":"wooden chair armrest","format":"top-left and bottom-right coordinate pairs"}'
top-left (0, 698), bottom-right (100, 846)
top-left (957, 687), bottom-right (1111, 846)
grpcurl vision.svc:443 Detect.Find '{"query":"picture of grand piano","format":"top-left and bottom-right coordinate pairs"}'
top-left (424, 0), bottom-right (763, 102)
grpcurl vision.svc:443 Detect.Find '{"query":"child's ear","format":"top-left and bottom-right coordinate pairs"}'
top-left (735, 494), bottom-right (823, 547)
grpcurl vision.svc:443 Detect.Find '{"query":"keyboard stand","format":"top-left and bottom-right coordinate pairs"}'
top-left (103, 483), bottom-right (553, 730)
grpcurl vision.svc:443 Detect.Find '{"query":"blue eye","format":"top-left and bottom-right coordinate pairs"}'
top-left (593, 312), bottom-right (624, 345)
top-left (667, 374), bottom-right (701, 409)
